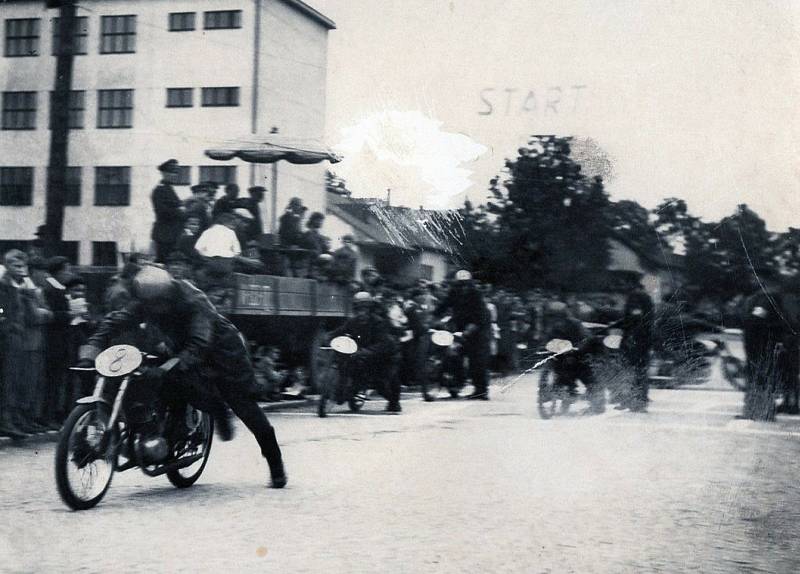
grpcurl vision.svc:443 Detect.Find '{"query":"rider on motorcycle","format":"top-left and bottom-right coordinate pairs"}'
top-left (328, 291), bottom-right (401, 412)
top-left (77, 265), bottom-right (287, 488)
top-left (544, 301), bottom-right (605, 413)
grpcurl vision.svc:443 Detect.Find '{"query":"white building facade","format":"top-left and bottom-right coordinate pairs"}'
top-left (0, 0), bottom-right (334, 264)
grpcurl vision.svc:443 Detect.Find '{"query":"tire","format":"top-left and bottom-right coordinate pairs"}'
top-left (318, 370), bottom-right (337, 418)
top-left (537, 367), bottom-right (558, 419)
top-left (166, 409), bottom-right (214, 488)
top-left (348, 388), bottom-right (366, 412)
top-left (721, 355), bottom-right (747, 391)
top-left (55, 403), bottom-right (117, 511)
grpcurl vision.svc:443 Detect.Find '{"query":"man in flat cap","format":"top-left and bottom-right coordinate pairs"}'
top-left (151, 159), bottom-right (185, 264)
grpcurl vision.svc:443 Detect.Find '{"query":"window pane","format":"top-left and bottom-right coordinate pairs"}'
top-left (0, 167), bottom-right (34, 206)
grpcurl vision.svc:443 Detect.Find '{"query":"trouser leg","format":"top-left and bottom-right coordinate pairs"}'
top-left (219, 381), bottom-right (283, 473)
top-left (466, 332), bottom-right (490, 395)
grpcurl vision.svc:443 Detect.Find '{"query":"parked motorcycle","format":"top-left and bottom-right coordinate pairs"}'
top-left (54, 344), bottom-right (214, 510)
top-left (316, 335), bottom-right (368, 417)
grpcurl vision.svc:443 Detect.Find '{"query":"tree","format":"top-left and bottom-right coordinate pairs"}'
top-left (608, 199), bottom-right (660, 254)
top-left (485, 135), bottom-right (613, 290)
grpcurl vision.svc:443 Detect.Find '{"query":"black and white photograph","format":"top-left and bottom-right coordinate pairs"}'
top-left (0, 1), bottom-right (798, 572)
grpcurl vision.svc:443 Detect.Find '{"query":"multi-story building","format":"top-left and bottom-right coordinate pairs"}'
top-left (0, 0), bottom-right (334, 264)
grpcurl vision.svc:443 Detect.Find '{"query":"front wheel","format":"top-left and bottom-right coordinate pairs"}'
top-left (166, 408), bottom-right (214, 488)
top-left (721, 355), bottom-right (747, 391)
top-left (55, 403), bottom-right (117, 511)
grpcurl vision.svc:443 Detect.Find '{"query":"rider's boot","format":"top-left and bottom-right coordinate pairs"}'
top-left (268, 458), bottom-right (287, 488)
top-left (211, 403), bottom-right (235, 442)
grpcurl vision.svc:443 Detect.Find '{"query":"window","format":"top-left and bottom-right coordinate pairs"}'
top-left (5, 18), bottom-right (40, 57)
top-left (94, 166), bottom-right (130, 206)
top-left (199, 165), bottom-right (237, 186)
top-left (97, 89), bottom-right (133, 128)
top-left (204, 10), bottom-right (241, 30)
top-left (52, 16), bottom-right (88, 55)
top-left (169, 12), bottom-right (196, 32)
top-left (166, 88), bottom-right (193, 108)
top-left (0, 167), bottom-right (34, 206)
top-left (419, 264), bottom-right (434, 281)
top-left (92, 241), bottom-right (118, 266)
top-left (49, 90), bottom-right (85, 130)
top-left (100, 15), bottom-right (136, 54)
top-left (175, 166), bottom-right (191, 186)
top-left (47, 166), bottom-right (82, 206)
top-left (201, 87), bottom-right (239, 107)
top-left (2, 92), bottom-right (37, 130)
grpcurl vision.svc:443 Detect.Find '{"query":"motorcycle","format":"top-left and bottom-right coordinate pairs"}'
top-left (316, 335), bottom-right (368, 417)
top-left (54, 344), bottom-right (214, 510)
top-left (425, 329), bottom-right (468, 399)
top-left (536, 335), bottom-right (611, 419)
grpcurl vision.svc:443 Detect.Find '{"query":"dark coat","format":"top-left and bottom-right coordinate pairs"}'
top-left (619, 289), bottom-right (654, 367)
top-left (151, 183), bottom-right (184, 244)
top-left (278, 212), bottom-right (303, 247)
top-left (85, 280), bottom-right (251, 383)
top-left (435, 284), bottom-right (491, 332)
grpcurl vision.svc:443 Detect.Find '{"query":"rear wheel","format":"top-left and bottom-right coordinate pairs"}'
top-left (55, 403), bottom-right (117, 511)
top-left (166, 408), bottom-right (214, 488)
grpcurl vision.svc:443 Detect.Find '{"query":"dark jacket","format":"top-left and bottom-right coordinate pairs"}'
top-left (329, 310), bottom-right (397, 359)
top-left (84, 280), bottom-right (249, 381)
top-left (435, 284), bottom-right (491, 332)
top-left (151, 183), bottom-right (184, 244)
top-left (619, 289), bottom-right (654, 366)
top-left (278, 211), bottom-right (303, 247)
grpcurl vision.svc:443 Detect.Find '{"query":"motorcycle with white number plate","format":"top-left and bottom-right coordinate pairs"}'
top-left (54, 345), bottom-right (214, 510)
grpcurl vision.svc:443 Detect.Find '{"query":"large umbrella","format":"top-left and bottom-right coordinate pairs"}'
top-left (205, 135), bottom-right (341, 165)
top-left (204, 135), bottom-right (342, 231)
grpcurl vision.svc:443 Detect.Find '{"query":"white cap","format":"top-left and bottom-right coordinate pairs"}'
top-left (455, 270), bottom-right (472, 281)
top-left (353, 291), bottom-right (373, 304)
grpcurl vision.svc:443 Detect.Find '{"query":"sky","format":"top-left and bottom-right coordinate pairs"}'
top-left (310, 0), bottom-right (799, 230)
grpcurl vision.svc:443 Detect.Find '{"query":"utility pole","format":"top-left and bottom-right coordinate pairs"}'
top-left (44, 0), bottom-right (76, 257)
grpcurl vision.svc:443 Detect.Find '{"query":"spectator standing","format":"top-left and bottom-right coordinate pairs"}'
top-left (184, 184), bottom-right (212, 232)
top-left (0, 250), bottom-right (52, 434)
top-left (64, 275), bottom-right (95, 402)
top-left (241, 186), bottom-right (266, 240)
top-left (212, 183), bottom-right (241, 219)
top-left (278, 197), bottom-right (308, 276)
top-left (151, 159), bottom-right (185, 263)
top-left (329, 235), bottom-right (358, 284)
top-left (741, 270), bottom-right (798, 420)
top-left (302, 212), bottom-right (330, 278)
top-left (406, 287), bottom-right (434, 401)
top-left (618, 287), bottom-right (655, 412)
top-left (42, 256), bottom-right (73, 427)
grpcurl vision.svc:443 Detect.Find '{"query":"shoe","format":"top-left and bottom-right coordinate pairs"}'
top-left (385, 403), bottom-right (402, 413)
top-left (269, 463), bottom-right (288, 489)
top-left (214, 411), bottom-right (235, 442)
top-left (613, 404), bottom-right (628, 411)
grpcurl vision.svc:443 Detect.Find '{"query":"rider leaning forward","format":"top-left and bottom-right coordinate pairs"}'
top-left (77, 265), bottom-right (287, 488)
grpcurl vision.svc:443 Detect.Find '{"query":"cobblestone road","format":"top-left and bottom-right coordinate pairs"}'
top-left (2, 373), bottom-right (800, 573)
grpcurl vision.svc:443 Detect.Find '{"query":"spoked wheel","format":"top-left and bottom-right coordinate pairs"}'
top-left (721, 355), bottom-right (747, 391)
top-left (55, 403), bottom-right (117, 511)
top-left (166, 408), bottom-right (214, 488)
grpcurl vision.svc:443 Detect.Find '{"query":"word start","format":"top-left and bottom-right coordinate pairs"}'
top-left (478, 85), bottom-right (587, 116)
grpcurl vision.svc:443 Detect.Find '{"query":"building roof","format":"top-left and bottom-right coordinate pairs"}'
top-left (610, 233), bottom-right (686, 272)
top-left (326, 193), bottom-right (458, 254)
top-left (280, 0), bottom-right (337, 30)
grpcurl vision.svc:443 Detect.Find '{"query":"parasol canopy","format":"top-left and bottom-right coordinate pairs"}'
top-left (204, 135), bottom-right (342, 165)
